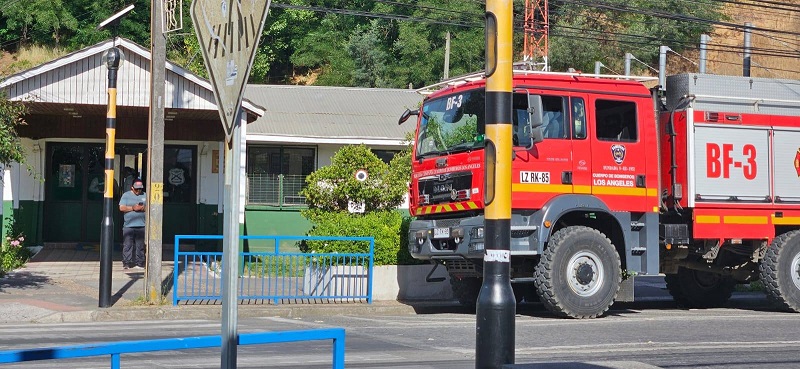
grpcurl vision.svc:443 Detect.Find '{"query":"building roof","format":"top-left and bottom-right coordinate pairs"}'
top-left (0, 38), bottom-right (264, 119)
top-left (244, 84), bottom-right (421, 146)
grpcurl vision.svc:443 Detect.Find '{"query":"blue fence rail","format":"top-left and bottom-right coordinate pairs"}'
top-left (0, 328), bottom-right (345, 369)
top-left (174, 235), bottom-right (375, 305)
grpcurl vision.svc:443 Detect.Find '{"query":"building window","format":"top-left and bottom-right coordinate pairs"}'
top-left (372, 149), bottom-right (399, 164)
top-left (164, 147), bottom-right (195, 203)
top-left (247, 146), bottom-right (315, 205)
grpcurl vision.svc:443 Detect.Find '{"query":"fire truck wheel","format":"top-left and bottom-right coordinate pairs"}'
top-left (664, 267), bottom-right (735, 308)
top-left (449, 277), bottom-right (481, 306)
top-left (759, 230), bottom-right (800, 312)
top-left (533, 226), bottom-right (621, 319)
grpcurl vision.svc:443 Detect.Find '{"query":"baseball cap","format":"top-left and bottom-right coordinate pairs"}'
top-left (133, 180), bottom-right (144, 189)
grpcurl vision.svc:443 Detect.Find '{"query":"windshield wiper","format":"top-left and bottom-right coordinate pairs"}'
top-left (444, 141), bottom-right (481, 155)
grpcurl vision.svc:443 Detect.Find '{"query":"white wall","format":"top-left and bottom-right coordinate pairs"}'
top-left (3, 139), bottom-right (46, 207)
top-left (196, 141), bottom-right (222, 205)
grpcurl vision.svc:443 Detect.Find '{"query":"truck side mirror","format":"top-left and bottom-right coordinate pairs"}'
top-left (527, 94), bottom-right (544, 147)
top-left (398, 108), bottom-right (419, 125)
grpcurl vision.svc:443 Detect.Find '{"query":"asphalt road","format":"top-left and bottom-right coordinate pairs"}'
top-left (1, 277), bottom-right (799, 368)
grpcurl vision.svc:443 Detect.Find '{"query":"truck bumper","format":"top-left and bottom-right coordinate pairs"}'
top-left (408, 214), bottom-right (540, 260)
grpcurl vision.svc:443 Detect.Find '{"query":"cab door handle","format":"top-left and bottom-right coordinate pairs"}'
top-left (636, 174), bottom-right (646, 188)
top-left (562, 171), bottom-right (573, 185)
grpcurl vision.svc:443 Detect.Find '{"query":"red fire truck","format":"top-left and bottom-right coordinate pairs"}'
top-left (399, 70), bottom-right (800, 318)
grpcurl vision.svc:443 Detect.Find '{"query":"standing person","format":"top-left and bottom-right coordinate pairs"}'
top-left (119, 179), bottom-right (147, 270)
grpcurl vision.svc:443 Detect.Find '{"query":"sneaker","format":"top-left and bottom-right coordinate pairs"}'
top-left (133, 265), bottom-right (145, 270)
top-left (123, 265), bottom-right (131, 270)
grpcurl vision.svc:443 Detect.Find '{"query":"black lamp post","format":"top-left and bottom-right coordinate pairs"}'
top-left (99, 47), bottom-right (122, 308)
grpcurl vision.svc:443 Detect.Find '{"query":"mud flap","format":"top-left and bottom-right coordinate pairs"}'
top-left (617, 277), bottom-right (635, 302)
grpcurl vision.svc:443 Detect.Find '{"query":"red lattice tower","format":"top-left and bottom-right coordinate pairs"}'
top-left (523, 0), bottom-right (549, 69)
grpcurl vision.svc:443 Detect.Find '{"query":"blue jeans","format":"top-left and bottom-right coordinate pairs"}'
top-left (122, 227), bottom-right (145, 267)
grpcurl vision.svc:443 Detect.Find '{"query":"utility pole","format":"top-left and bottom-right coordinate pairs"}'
top-left (475, 0), bottom-right (515, 368)
top-left (146, 0), bottom-right (166, 302)
top-left (743, 22), bottom-right (752, 77)
top-left (444, 31), bottom-right (451, 80)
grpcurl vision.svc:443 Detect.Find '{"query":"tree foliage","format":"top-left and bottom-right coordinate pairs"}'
top-left (0, 93), bottom-right (27, 167)
top-left (0, 0), bottom-right (725, 86)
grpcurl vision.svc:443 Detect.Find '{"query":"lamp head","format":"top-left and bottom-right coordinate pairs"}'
top-left (103, 47), bottom-right (123, 69)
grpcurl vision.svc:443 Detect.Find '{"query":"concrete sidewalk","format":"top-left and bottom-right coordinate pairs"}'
top-left (0, 247), bottom-right (417, 323)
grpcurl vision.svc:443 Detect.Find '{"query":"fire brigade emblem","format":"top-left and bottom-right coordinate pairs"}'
top-left (611, 144), bottom-right (626, 165)
top-left (795, 148), bottom-right (800, 177)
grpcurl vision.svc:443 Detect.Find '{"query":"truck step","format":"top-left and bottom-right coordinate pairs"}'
top-left (631, 247), bottom-right (646, 255)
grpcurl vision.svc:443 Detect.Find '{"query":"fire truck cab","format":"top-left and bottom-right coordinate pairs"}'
top-left (402, 70), bottom-right (800, 318)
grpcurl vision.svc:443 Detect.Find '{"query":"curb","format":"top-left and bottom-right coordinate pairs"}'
top-left (34, 301), bottom-right (422, 323)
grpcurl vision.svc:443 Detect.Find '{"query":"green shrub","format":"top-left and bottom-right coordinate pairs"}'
top-left (302, 210), bottom-right (418, 266)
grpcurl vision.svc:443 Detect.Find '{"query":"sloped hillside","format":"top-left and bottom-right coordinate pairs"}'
top-left (705, 0), bottom-right (800, 79)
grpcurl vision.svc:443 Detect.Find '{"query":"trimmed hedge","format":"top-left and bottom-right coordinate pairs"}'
top-left (301, 209), bottom-right (418, 266)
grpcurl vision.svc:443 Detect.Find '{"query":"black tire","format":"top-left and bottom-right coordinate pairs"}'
top-left (533, 226), bottom-right (621, 319)
top-left (759, 230), bottom-right (800, 312)
top-left (664, 267), bottom-right (735, 308)
top-left (450, 277), bottom-right (481, 306)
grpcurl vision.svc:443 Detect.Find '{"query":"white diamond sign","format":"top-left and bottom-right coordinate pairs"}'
top-left (191, 0), bottom-right (271, 143)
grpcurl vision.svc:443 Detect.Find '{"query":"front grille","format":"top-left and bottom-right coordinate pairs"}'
top-left (418, 172), bottom-right (472, 205)
top-left (433, 218), bottom-right (461, 228)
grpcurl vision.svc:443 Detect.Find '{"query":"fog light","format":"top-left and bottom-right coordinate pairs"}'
top-left (415, 230), bottom-right (427, 245)
top-left (476, 227), bottom-right (484, 239)
top-left (470, 242), bottom-right (484, 252)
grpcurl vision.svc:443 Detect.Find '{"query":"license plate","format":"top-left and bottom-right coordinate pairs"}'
top-left (433, 227), bottom-right (450, 239)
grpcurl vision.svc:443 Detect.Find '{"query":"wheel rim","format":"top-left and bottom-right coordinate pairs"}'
top-left (567, 251), bottom-right (605, 297)
top-left (792, 252), bottom-right (800, 291)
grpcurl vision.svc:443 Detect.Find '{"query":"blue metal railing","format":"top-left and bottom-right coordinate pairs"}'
top-left (173, 235), bottom-right (375, 305)
top-left (0, 328), bottom-right (345, 369)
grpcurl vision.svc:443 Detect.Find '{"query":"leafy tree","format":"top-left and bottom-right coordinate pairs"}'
top-left (348, 20), bottom-right (390, 88)
top-left (300, 145), bottom-right (405, 213)
top-left (0, 93), bottom-right (27, 167)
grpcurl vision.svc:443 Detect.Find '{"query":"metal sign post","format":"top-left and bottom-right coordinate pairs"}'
top-left (190, 1), bottom-right (271, 368)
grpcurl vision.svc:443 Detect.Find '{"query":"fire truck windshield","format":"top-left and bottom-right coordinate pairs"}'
top-left (416, 90), bottom-right (486, 158)
top-left (416, 90), bottom-right (533, 158)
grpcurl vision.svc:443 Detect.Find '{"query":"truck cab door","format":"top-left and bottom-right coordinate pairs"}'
top-left (589, 98), bottom-right (648, 212)
top-left (513, 94), bottom-right (573, 207)
top-left (568, 96), bottom-right (592, 196)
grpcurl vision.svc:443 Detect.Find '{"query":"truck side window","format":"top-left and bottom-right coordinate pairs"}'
top-left (541, 95), bottom-right (567, 139)
top-left (595, 99), bottom-right (638, 142)
top-left (571, 97), bottom-right (586, 139)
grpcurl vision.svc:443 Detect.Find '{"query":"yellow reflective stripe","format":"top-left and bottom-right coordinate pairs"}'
top-left (513, 184), bottom-right (657, 197)
top-left (723, 216), bottom-right (768, 225)
top-left (696, 215), bottom-right (721, 224)
top-left (592, 186), bottom-right (648, 196)
top-left (772, 216), bottom-right (800, 225)
top-left (454, 203), bottom-right (465, 211)
top-left (512, 183), bottom-right (571, 193)
top-left (467, 201), bottom-right (479, 209)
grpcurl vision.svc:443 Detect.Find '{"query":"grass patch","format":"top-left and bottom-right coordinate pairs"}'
top-left (735, 280), bottom-right (764, 292)
top-left (129, 294), bottom-right (170, 306)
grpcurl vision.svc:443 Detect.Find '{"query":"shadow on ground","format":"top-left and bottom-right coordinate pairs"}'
top-left (0, 271), bottom-right (52, 292)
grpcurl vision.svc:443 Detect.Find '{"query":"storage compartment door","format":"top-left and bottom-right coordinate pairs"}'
top-left (774, 130), bottom-right (800, 203)
top-left (694, 126), bottom-right (770, 202)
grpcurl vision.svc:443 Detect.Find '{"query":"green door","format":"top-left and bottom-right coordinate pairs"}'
top-left (44, 144), bottom-right (105, 242)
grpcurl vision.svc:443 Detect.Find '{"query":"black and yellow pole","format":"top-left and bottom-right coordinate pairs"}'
top-left (99, 47), bottom-right (122, 308)
top-left (476, 0), bottom-right (515, 368)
